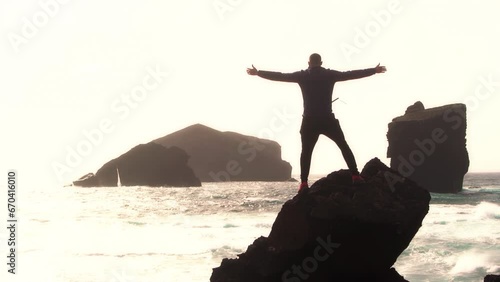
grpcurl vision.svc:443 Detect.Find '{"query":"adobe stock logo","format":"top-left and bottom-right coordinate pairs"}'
top-left (107, 268), bottom-right (136, 282)
top-left (8, 0), bottom-right (72, 54)
top-left (464, 74), bottom-right (500, 111)
top-left (384, 73), bottom-right (499, 192)
top-left (51, 65), bottom-right (170, 184)
top-left (340, 0), bottom-right (402, 62)
top-left (208, 106), bottom-right (296, 181)
top-left (213, 0), bottom-right (244, 20)
top-left (281, 235), bottom-right (341, 282)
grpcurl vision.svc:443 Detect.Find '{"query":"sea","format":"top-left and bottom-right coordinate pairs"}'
top-left (2, 173), bottom-right (499, 282)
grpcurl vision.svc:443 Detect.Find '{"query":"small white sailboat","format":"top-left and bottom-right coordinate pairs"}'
top-left (116, 168), bottom-right (122, 187)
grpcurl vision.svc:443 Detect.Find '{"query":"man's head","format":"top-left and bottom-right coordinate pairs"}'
top-left (308, 53), bottom-right (322, 67)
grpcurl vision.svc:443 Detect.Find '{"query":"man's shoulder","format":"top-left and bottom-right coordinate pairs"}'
top-left (323, 67), bottom-right (340, 73)
top-left (308, 67), bottom-right (339, 73)
top-left (304, 67), bottom-right (340, 78)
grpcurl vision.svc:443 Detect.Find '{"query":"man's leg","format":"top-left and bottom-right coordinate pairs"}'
top-left (322, 117), bottom-right (359, 175)
top-left (300, 119), bottom-right (320, 183)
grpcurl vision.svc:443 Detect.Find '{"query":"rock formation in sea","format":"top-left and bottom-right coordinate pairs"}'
top-left (154, 124), bottom-right (292, 182)
top-left (387, 102), bottom-right (469, 193)
top-left (485, 274), bottom-right (500, 282)
top-left (210, 158), bottom-right (430, 282)
top-left (73, 142), bottom-right (201, 187)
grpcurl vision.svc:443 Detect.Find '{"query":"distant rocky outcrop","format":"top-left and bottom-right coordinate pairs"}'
top-left (154, 124), bottom-right (292, 182)
top-left (387, 102), bottom-right (469, 193)
top-left (485, 274), bottom-right (500, 282)
top-left (210, 158), bottom-right (430, 282)
top-left (73, 142), bottom-right (201, 187)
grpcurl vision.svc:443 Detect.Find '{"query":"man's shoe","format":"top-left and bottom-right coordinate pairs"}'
top-left (352, 174), bottom-right (365, 184)
top-left (298, 181), bottom-right (309, 193)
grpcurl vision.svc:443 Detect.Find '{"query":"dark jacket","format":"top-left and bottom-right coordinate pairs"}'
top-left (258, 66), bottom-right (376, 117)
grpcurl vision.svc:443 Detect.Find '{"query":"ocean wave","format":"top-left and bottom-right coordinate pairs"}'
top-left (449, 250), bottom-right (499, 275)
top-left (431, 188), bottom-right (500, 205)
top-left (211, 245), bottom-right (243, 260)
top-left (474, 201), bottom-right (500, 220)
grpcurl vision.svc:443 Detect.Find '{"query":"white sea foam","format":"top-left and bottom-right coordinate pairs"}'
top-left (449, 250), bottom-right (499, 274)
top-left (474, 201), bottom-right (500, 219)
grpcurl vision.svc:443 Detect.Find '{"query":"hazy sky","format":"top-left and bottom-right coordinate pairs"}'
top-left (1, 0), bottom-right (499, 187)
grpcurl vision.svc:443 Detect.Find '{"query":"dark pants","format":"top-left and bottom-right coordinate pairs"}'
top-left (300, 114), bottom-right (359, 182)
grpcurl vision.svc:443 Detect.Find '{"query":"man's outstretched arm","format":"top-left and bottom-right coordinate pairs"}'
top-left (334, 63), bottom-right (387, 81)
top-left (246, 65), bottom-right (302, 83)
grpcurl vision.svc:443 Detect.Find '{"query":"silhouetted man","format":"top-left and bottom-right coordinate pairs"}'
top-left (247, 53), bottom-right (386, 192)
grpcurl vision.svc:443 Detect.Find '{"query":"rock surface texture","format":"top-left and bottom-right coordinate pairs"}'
top-left (485, 274), bottom-right (500, 282)
top-left (387, 102), bottom-right (469, 193)
top-left (154, 124), bottom-right (292, 182)
top-left (210, 158), bottom-right (431, 282)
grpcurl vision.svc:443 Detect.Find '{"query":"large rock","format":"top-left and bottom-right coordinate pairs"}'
top-left (387, 102), bottom-right (469, 193)
top-left (210, 158), bottom-right (430, 282)
top-left (485, 275), bottom-right (500, 282)
top-left (154, 124), bottom-right (292, 182)
top-left (73, 142), bottom-right (201, 187)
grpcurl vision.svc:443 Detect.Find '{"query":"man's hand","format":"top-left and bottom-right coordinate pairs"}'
top-left (246, 64), bottom-right (258, 75)
top-left (375, 63), bottom-right (387, 73)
